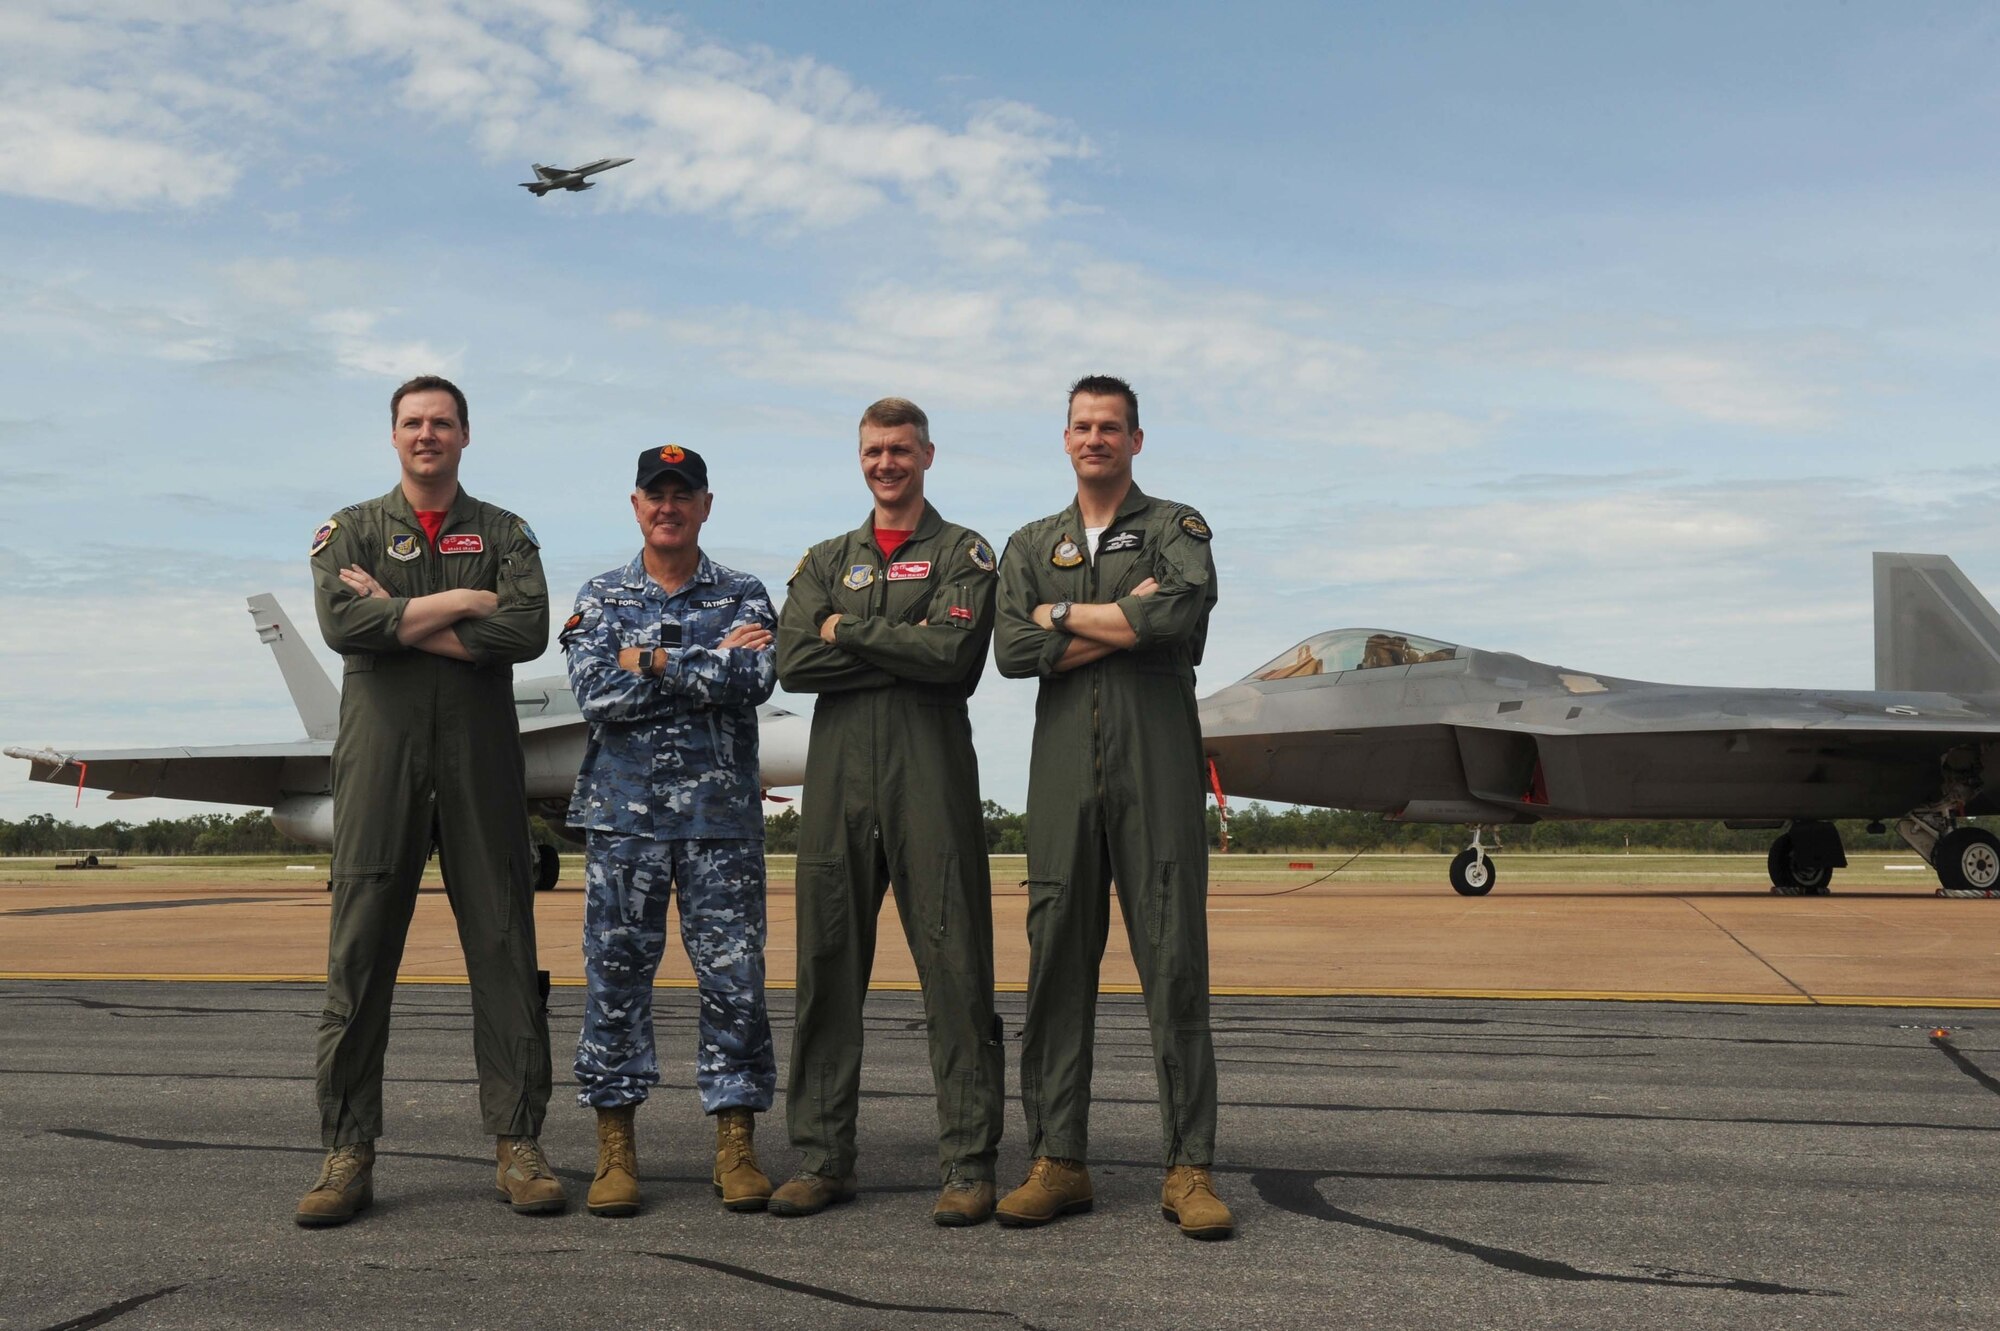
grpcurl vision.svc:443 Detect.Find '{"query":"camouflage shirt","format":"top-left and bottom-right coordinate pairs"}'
top-left (564, 551), bottom-right (777, 840)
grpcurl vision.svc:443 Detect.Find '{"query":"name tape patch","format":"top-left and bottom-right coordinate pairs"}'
top-left (887, 561), bottom-right (932, 581)
top-left (439, 534), bottom-right (484, 555)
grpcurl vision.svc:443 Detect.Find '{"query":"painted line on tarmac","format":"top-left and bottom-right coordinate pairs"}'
top-left (6, 970), bottom-right (2000, 1009)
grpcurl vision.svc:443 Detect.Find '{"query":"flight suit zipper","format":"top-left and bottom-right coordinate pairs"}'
top-left (1086, 532), bottom-right (1104, 802)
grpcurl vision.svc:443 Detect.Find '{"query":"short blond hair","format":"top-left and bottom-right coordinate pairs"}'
top-left (858, 397), bottom-right (930, 446)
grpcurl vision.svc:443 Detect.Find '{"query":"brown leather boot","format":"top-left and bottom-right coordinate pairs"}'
top-left (931, 1175), bottom-right (996, 1227)
top-left (712, 1107), bottom-right (772, 1212)
top-left (494, 1136), bottom-right (567, 1215)
top-left (295, 1142), bottom-right (374, 1227)
top-left (587, 1106), bottom-right (641, 1218)
top-left (1161, 1165), bottom-right (1234, 1240)
top-left (994, 1157), bottom-right (1093, 1227)
top-left (767, 1170), bottom-right (858, 1217)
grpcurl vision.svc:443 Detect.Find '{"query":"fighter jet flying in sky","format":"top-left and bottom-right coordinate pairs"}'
top-left (1201, 553), bottom-right (2000, 898)
top-left (6, 594), bottom-right (808, 892)
top-left (519, 157), bottom-right (633, 195)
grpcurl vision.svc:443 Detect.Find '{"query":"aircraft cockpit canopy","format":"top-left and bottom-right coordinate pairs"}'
top-left (1247, 630), bottom-right (1459, 681)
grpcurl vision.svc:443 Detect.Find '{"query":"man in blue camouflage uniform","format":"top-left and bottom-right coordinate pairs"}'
top-left (564, 444), bottom-right (779, 1217)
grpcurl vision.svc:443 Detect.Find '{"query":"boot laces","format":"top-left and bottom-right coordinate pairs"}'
top-left (717, 1114), bottom-right (754, 1167)
top-left (316, 1144), bottom-right (367, 1192)
top-left (1031, 1156), bottom-right (1078, 1186)
top-left (506, 1137), bottom-right (554, 1180)
top-left (598, 1122), bottom-right (635, 1175)
top-left (1174, 1166), bottom-right (1216, 1199)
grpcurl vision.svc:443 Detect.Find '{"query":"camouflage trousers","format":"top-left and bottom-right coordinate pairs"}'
top-left (576, 833), bottom-right (776, 1113)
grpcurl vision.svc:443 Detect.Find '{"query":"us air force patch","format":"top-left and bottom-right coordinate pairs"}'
top-left (1051, 535), bottom-right (1084, 569)
top-left (309, 518), bottom-right (338, 556)
top-left (1179, 511), bottom-right (1212, 542)
top-left (388, 532), bottom-right (421, 562)
top-left (843, 564), bottom-right (875, 590)
top-left (968, 539), bottom-right (996, 573)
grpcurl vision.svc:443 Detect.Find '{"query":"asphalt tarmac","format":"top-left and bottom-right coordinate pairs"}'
top-left (5, 981), bottom-right (1997, 1331)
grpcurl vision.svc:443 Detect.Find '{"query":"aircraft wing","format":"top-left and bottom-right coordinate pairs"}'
top-left (5, 742), bottom-right (330, 807)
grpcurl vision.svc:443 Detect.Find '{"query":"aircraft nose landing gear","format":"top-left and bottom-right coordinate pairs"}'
top-left (1449, 828), bottom-right (1497, 896)
top-left (1933, 826), bottom-right (2000, 897)
top-left (534, 842), bottom-right (561, 893)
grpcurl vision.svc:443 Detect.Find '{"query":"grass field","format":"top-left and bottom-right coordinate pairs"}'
top-left (0, 850), bottom-right (1949, 891)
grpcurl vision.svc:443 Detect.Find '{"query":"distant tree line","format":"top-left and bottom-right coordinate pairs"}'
top-left (4, 805), bottom-right (1971, 859)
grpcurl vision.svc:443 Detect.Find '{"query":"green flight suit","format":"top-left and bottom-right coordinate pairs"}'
top-left (992, 483), bottom-right (1219, 1167)
top-left (776, 502), bottom-right (1005, 1183)
top-left (309, 485), bottom-right (552, 1148)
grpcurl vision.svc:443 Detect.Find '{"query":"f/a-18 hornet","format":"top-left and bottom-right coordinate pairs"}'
top-left (6, 595), bottom-right (809, 891)
top-left (519, 157), bottom-right (633, 195)
top-left (1200, 553), bottom-right (2000, 898)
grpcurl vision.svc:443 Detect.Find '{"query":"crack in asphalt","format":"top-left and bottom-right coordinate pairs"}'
top-left (37, 1284), bottom-right (185, 1331)
top-left (1247, 1171), bottom-right (1840, 1296)
top-left (644, 1251), bottom-right (1052, 1328)
top-left (1930, 1034), bottom-right (2000, 1097)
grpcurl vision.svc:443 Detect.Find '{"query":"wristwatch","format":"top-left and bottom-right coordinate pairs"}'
top-left (1049, 600), bottom-right (1073, 634)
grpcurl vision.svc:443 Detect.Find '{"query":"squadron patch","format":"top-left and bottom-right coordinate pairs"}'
top-left (1051, 535), bottom-right (1084, 569)
top-left (968, 539), bottom-right (996, 573)
top-left (887, 561), bottom-right (931, 581)
top-left (1179, 511), bottom-right (1212, 542)
top-left (518, 521), bottom-right (540, 549)
top-left (387, 532), bottom-right (421, 562)
top-left (1101, 530), bottom-right (1143, 554)
top-left (309, 518), bottom-right (338, 556)
top-left (558, 612), bottom-right (589, 646)
top-left (659, 444), bottom-right (686, 463)
top-left (843, 564), bottom-right (875, 590)
top-left (439, 534), bottom-right (483, 554)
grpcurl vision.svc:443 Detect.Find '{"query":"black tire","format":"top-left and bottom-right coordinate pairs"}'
top-left (534, 843), bottom-right (562, 893)
top-left (1767, 834), bottom-right (1832, 896)
top-left (1933, 827), bottom-right (2000, 894)
top-left (1449, 848), bottom-right (1496, 896)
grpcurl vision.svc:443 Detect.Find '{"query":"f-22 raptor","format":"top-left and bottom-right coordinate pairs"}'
top-left (1200, 553), bottom-right (2000, 898)
top-left (520, 157), bottom-right (633, 196)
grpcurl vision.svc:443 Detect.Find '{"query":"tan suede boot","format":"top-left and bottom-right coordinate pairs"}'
top-left (931, 1176), bottom-right (996, 1227)
top-left (1161, 1165), bottom-right (1234, 1240)
top-left (767, 1170), bottom-right (858, 1217)
top-left (295, 1142), bottom-right (374, 1227)
top-left (587, 1106), bottom-right (641, 1218)
top-left (494, 1136), bottom-right (567, 1215)
top-left (712, 1107), bottom-right (773, 1212)
top-left (994, 1157), bottom-right (1093, 1227)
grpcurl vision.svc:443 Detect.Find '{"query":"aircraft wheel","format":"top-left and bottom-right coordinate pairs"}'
top-left (534, 843), bottom-right (561, 893)
top-left (1449, 848), bottom-right (1496, 896)
top-left (1766, 834), bottom-right (1832, 896)
top-left (1934, 827), bottom-right (2000, 894)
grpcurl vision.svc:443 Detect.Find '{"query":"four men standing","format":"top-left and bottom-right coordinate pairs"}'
top-left (301, 375), bottom-right (1228, 1241)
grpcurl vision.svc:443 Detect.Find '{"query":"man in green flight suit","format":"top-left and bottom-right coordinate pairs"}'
top-left (295, 375), bottom-right (564, 1227)
top-left (991, 374), bottom-right (1234, 1240)
top-left (772, 396), bottom-right (1006, 1226)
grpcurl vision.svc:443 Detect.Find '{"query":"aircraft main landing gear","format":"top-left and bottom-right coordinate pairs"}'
top-left (1449, 829), bottom-right (1496, 896)
top-left (1766, 820), bottom-right (1844, 895)
top-left (534, 843), bottom-right (561, 893)
top-left (1891, 746), bottom-right (1996, 896)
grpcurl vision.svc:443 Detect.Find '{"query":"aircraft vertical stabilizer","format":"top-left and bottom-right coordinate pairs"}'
top-left (1873, 553), bottom-right (2000, 694)
top-left (246, 593), bottom-right (340, 740)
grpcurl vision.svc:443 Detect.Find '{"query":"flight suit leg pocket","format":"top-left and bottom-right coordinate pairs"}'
top-left (796, 855), bottom-right (849, 960)
top-left (1023, 876), bottom-right (1068, 972)
top-left (1146, 859), bottom-right (1180, 950)
top-left (932, 852), bottom-right (965, 974)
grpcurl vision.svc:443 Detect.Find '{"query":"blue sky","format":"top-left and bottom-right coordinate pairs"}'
top-left (5, 1), bottom-right (2000, 823)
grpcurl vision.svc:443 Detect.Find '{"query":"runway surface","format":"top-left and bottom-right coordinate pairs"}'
top-left (5, 853), bottom-right (1999, 1004)
top-left (4, 981), bottom-right (1997, 1331)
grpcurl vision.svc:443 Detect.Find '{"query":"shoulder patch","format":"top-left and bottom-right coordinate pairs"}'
top-left (518, 520), bottom-right (540, 549)
top-left (789, 550), bottom-right (809, 584)
top-left (310, 518), bottom-right (338, 556)
top-left (1179, 511), bottom-right (1212, 542)
top-left (967, 538), bottom-right (996, 573)
top-left (558, 609), bottom-right (597, 647)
